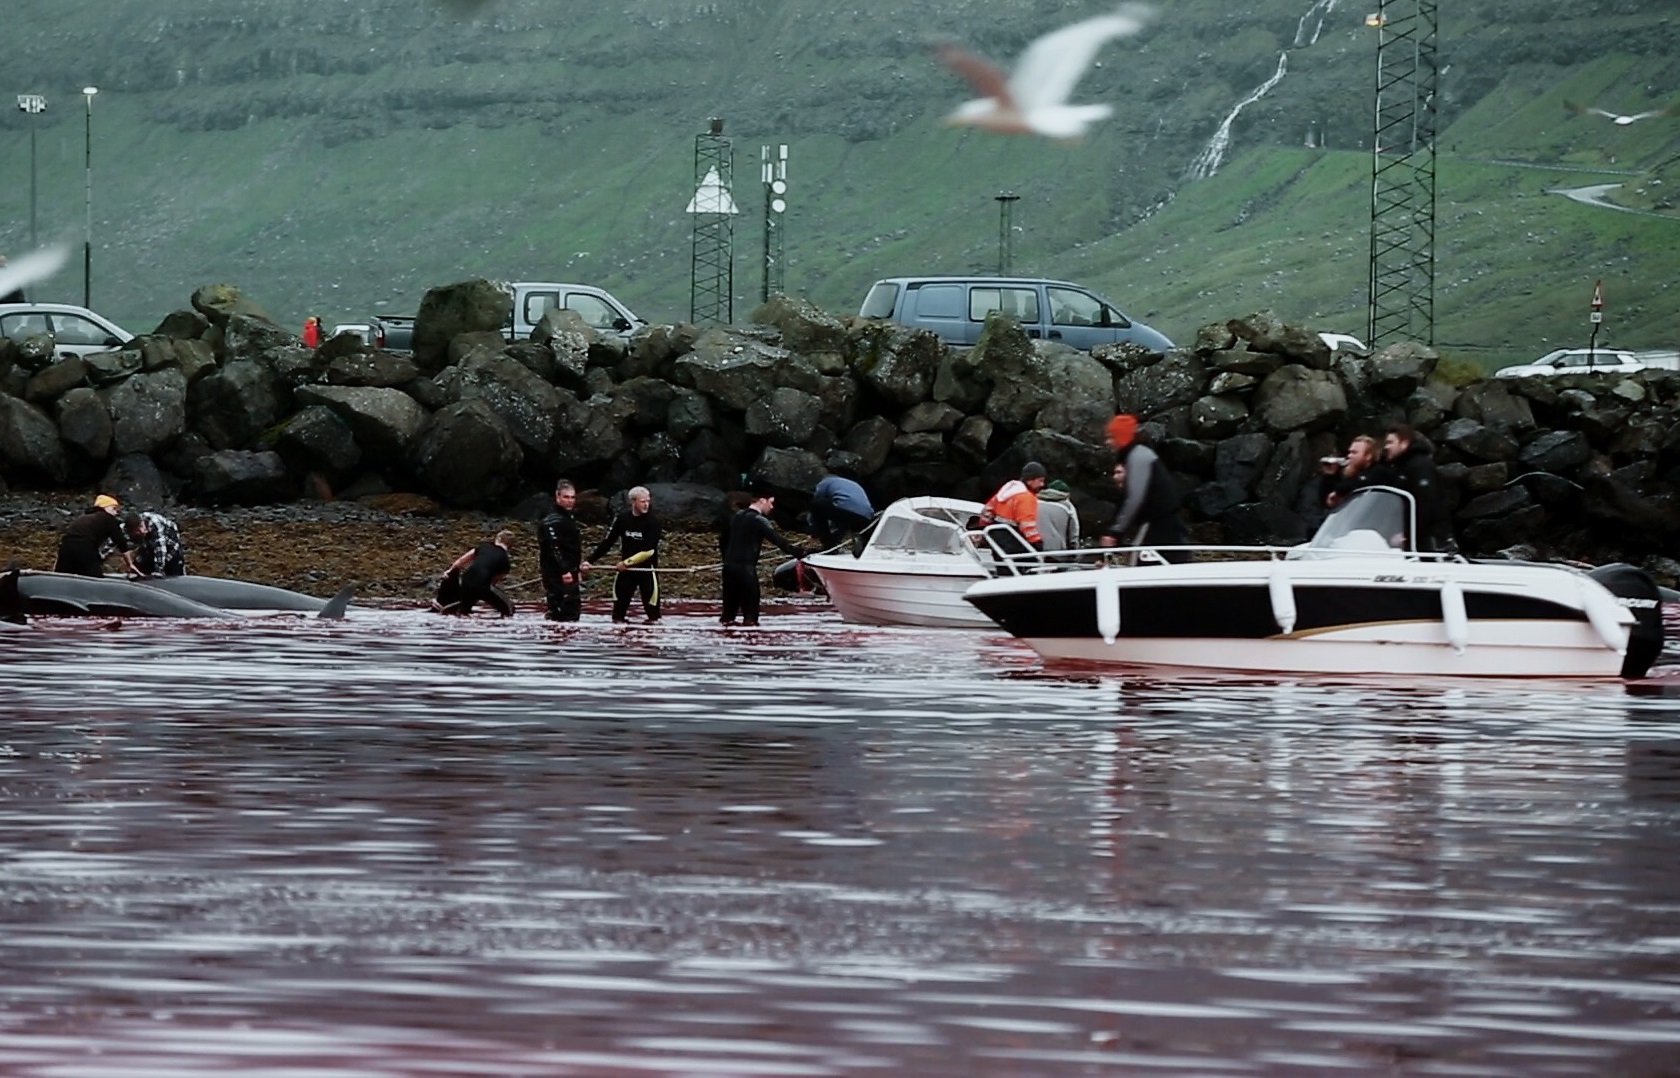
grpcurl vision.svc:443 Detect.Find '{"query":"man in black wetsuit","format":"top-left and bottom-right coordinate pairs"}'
top-left (589, 485), bottom-right (662, 623)
top-left (125, 511), bottom-right (186, 576)
top-left (436, 530), bottom-right (515, 616)
top-left (55, 494), bottom-right (139, 577)
top-left (538, 479), bottom-right (585, 622)
top-left (720, 483), bottom-right (805, 626)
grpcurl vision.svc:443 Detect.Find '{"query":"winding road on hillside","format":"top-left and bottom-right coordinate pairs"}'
top-left (1549, 182), bottom-right (1679, 221)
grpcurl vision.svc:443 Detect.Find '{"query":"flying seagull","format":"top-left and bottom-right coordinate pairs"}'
top-left (1565, 100), bottom-right (1677, 126)
top-left (0, 243), bottom-right (70, 302)
top-left (938, 5), bottom-right (1153, 140)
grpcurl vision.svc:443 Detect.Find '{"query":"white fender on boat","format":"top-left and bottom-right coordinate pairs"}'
top-left (1096, 572), bottom-right (1121, 645)
top-left (1440, 579), bottom-right (1469, 654)
top-left (1268, 563), bottom-right (1296, 634)
top-left (1580, 577), bottom-right (1631, 653)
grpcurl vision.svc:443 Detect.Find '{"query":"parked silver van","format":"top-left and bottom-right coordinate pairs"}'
top-left (858, 276), bottom-right (1172, 352)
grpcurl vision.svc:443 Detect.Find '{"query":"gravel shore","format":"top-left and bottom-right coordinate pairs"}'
top-left (0, 492), bottom-right (739, 603)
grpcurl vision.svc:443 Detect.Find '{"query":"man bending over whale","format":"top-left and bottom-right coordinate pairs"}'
top-left (55, 494), bottom-right (139, 577)
top-left (435, 530), bottom-right (515, 616)
top-left (126, 511), bottom-right (186, 577)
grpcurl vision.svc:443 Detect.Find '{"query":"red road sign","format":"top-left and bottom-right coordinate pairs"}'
top-left (1591, 280), bottom-right (1604, 309)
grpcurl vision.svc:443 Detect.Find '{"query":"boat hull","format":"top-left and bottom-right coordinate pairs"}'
top-left (805, 557), bottom-right (993, 629)
top-left (966, 561), bottom-right (1639, 678)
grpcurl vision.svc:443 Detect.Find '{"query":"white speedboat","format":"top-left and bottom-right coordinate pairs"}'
top-left (802, 496), bottom-right (1096, 629)
top-left (964, 488), bottom-right (1666, 679)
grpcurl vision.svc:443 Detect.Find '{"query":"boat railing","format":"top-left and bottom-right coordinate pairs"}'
top-left (995, 542), bottom-right (1467, 568)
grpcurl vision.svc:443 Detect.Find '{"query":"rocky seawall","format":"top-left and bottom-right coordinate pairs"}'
top-left (3, 280), bottom-right (1678, 583)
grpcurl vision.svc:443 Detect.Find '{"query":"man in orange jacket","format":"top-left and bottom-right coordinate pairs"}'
top-left (978, 461), bottom-right (1048, 548)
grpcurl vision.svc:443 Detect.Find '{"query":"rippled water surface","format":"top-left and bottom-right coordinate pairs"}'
top-left (4, 600), bottom-right (1680, 1076)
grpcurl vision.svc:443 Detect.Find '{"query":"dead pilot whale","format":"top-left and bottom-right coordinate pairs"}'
top-left (15, 571), bottom-right (354, 620)
top-left (108, 574), bottom-right (353, 615)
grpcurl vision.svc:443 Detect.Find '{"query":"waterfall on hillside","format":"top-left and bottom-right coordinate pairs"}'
top-left (1187, 52), bottom-right (1289, 180)
top-left (1294, 0), bottom-right (1342, 47)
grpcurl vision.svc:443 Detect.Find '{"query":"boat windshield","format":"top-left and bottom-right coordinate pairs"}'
top-left (868, 511), bottom-right (968, 556)
top-left (1305, 487), bottom-right (1416, 554)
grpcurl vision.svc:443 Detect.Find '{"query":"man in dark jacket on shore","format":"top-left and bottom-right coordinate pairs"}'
top-left (538, 479), bottom-right (585, 621)
top-left (720, 483), bottom-right (805, 626)
top-left (55, 494), bottom-right (139, 577)
top-left (1381, 424), bottom-right (1449, 551)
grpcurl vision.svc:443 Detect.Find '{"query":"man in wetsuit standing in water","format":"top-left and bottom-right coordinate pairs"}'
top-left (538, 479), bottom-right (585, 622)
top-left (589, 485), bottom-right (663, 623)
top-left (720, 481), bottom-right (805, 626)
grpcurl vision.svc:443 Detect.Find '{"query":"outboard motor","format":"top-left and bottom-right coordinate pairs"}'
top-left (1588, 563), bottom-right (1666, 679)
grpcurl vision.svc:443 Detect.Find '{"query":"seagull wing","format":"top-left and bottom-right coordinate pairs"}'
top-left (937, 44), bottom-right (1015, 107)
top-left (1008, 8), bottom-right (1149, 111)
top-left (1628, 106), bottom-right (1678, 122)
top-left (0, 243), bottom-right (70, 300)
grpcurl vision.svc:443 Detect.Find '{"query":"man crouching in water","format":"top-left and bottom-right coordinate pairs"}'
top-left (437, 530), bottom-right (515, 616)
top-left (539, 480), bottom-right (585, 622)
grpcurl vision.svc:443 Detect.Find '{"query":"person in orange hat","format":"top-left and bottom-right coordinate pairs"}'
top-left (1100, 415), bottom-right (1190, 563)
top-left (54, 494), bottom-right (140, 577)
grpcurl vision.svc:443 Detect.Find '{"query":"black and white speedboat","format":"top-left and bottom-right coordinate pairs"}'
top-left (965, 488), bottom-right (1666, 679)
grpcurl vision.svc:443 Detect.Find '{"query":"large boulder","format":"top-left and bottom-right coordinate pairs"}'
top-left (853, 322), bottom-right (946, 407)
top-left (1115, 349), bottom-right (1206, 418)
top-left (189, 360), bottom-right (285, 450)
top-left (104, 369), bottom-right (188, 457)
top-left (412, 278), bottom-right (514, 373)
top-left (672, 328), bottom-right (791, 411)
top-left (1226, 310), bottom-right (1331, 368)
top-left (325, 351), bottom-right (420, 388)
top-left (750, 445), bottom-right (826, 495)
top-left (193, 449), bottom-right (295, 504)
top-left (745, 386), bottom-right (823, 448)
top-left (101, 453), bottom-right (169, 508)
top-left (1252, 365), bottom-right (1347, 434)
top-left (435, 348), bottom-right (567, 457)
top-left (191, 284), bottom-right (280, 329)
top-left (56, 387), bottom-right (113, 460)
top-left (410, 399), bottom-right (523, 507)
top-left (25, 355), bottom-right (88, 403)
top-left (752, 295), bottom-right (848, 353)
top-left (292, 385), bottom-right (430, 466)
top-left (0, 395), bottom-right (70, 482)
top-left (221, 313), bottom-right (302, 362)
top-left (272, 405), bottom-right (362, 478)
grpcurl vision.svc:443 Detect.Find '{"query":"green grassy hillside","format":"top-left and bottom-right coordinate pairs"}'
top-left (3, 0), bottom-right (1678, 366)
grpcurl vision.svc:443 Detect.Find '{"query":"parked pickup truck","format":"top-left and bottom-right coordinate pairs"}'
top-left (502, 282), bottom-right (645, 342)
top-left (1495, 347), bottom-right (1679, 378)
top-left (370, 314), bottom-right (415, 353)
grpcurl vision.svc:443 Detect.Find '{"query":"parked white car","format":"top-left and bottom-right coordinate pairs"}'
top-left (0, 302), bottom-right (134, 358)
top-left (1495, 347), bottom-right (1678, 378)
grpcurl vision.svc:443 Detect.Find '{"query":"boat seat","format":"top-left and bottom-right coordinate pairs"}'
top-left (980, 524), bottom-right (1041, 575)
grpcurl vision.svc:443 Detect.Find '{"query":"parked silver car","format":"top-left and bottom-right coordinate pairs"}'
top-left (1493, 347), bottom-right (1678, 378)
top-left (0, 302), bottom-right (134, 358)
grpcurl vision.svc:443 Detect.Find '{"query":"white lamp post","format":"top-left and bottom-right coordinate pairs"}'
top-left (16, 94), bottom-right (47, 249)
top-left (82, 86), bottom-right (97, 307)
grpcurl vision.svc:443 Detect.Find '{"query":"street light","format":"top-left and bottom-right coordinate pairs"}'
top-left (82, 85), bottom-right (97, 308)
top-left (994, 191), bottom-right (1020, 274)
top-left (16, 93), bottom-right (47, 248)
